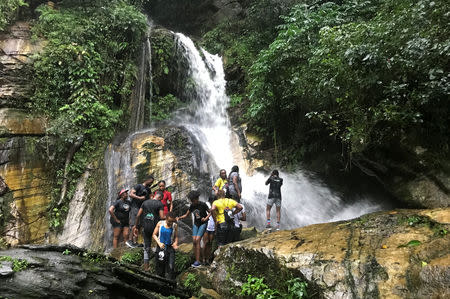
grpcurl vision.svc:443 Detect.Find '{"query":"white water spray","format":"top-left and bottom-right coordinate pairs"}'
top-left (173, 33), bottom-right (387, 229)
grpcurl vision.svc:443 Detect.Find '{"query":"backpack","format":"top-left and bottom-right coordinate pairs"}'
top-left (143, 211), bottom-right (157, 232)
top-left (223, 199), bottom-right (234, 225)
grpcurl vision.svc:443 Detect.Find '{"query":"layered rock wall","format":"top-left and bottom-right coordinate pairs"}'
top-left (0, 22), bottom-right (50, 246)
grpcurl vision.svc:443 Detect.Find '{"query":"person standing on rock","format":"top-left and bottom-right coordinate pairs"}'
top-left (176, 190), bottom-right (210, 267)
top-left (265, 170), bottom-right (283, 230)
top-left (128, 175), bottom-right (155, 247)
top-left (109, 189), bottom-right (131, 248)
top-left (133, 191), bottom-right (164, 271)
top-left (231, 203), bottom-right (246, 242)
top-left (211, 189), bottom-right (243, 246)
top-left (203, 196), bottom-right (216, 265)
top-left (153, 212), bottom-right (178, 280)
top-left (155, 180), bottom-right (173, 217)
top-left (212, 169), bottom-right (228, 197)
top-left (228, 165), bottom-right (242, 202)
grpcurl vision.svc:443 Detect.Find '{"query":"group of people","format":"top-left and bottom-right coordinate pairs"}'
top-left (108, 166), bottom-right (283, 279)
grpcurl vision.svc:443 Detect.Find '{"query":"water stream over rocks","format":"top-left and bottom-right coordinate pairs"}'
top-left (102, 31), bottom-right (391, 248)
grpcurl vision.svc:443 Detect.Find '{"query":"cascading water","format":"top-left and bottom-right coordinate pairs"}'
top-left (103, 31), bottom-right (390, 250)
top-left (172, 33), bottom-right (389, 229)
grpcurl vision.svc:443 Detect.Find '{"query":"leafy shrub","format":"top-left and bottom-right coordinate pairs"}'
top-left (0, 256), bottom-right (29, 272)
top-left (240, 275), bottom-right (307, 299)
top-left (30, 0), bottom-right (147, 229)
top-left (0, 0), bottom-right (27, 31)
top-left (175, 250), bottom-right (193, 274)
top-left (183, 273), bottom-right (201, 295)
top-left (121, 249), bottom-right (143, 265)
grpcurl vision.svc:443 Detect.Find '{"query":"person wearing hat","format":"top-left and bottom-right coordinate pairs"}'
top-left (109, 188), bottom-right (131, 248)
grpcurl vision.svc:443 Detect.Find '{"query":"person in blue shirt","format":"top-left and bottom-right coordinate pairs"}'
top-left (153, 212), bottom-right (178, 279)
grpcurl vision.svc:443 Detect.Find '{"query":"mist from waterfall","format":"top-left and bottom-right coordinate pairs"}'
top-left (172, 33), bottom-right (387, 229)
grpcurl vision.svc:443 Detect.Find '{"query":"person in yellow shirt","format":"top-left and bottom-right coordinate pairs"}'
top-left (212, 169), bottom-right (228, 197)
top-left (211, 190), bottom-right (243, 246)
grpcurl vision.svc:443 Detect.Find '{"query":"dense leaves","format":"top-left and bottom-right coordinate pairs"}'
top-left (205, 0), bottom-right (449, 166)
top-left (31, 0), bottom-right (147, 228)
top-left (0, 0), bottom-right (27, 31)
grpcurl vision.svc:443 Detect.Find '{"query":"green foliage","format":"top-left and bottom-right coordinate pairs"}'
top-left (80, 250), bottom-right (108, 264)
top-left (202, 0), bottom-right (290, 94)
top-left (0, 0), bottom-right (27, 31)
top-left (286, 278), bottom-right (308, 299)
top-left (151, 94), bottom-right (183, 121)
top-left (121, 249), bottom-right (143, 265)
top-left (0, 256), bottom-right (29, 272)
top-left (240, 275), bottom-right (307, 299)
top-left (30, 0), bottom-right (147, 229)
top-left (246, 0), bottom-right (449, 163)
top-left (174, 251), bottom-right (192, 274)
top-left (241, 275), bottom-right (280, 299)
top-left (62, 249), bottom-right (71, 255)
top-left (398, 239), bottom-right (422, 248)
top-left (183, 273), bottom-right (201, 295)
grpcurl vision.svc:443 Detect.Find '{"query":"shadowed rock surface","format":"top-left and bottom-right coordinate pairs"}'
top-left (0, 244), bottom-right (190, 298)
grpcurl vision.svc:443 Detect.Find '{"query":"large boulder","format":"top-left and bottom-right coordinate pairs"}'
top-left (208, 208), bottom-right (450, 298)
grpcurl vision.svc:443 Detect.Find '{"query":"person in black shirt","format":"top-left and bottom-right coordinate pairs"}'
top-left (265, 170), bottom-right (283, 230)
top-left (128, 175), bottom-right (155, 247)
top-left (133, 191), bottom-right (164, 271)
top-left (177, 190), bottom-right (210, 267)
top-left (109, 189), bottom-right (131, 248)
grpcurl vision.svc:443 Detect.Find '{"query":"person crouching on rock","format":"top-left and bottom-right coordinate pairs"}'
top-left (153, 212), bottom-right (178, 280)
top-left (177, 190), bottom-right (210, 267)
top-left (211, 189), bottom-right (243, 247)
top-left (133, 191), bottom-right (164, 271)
top-left (109, 189), bottom-right (131, 248)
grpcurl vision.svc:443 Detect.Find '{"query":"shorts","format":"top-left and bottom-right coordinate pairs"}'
top-left (110, 217), bottom-right (129, 228)
top-left (129, 207), bottom-right (139, 227)
top-left (192, 223), bottom-right (207, 237)
top-left (216, 222), bottom-right (232, 246)
top-left (267, 197), bottom-right (281, 207)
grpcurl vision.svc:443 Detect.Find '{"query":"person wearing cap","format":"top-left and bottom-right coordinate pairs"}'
top-left (128, 175), bottom-right (155, 247)
top-left (109, 189), bottom-right (131, 248)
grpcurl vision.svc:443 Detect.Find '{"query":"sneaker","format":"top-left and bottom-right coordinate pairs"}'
top-left (276, 223), bottom-right (280, 231)
top-left (191, 261), bottom-right (201, 268)
top-left (266, 222), bottom-right (271, 229)
top-left (125, 240), bottom-right (135, 248)
top-left (135, 242), bottom-right (144, 248)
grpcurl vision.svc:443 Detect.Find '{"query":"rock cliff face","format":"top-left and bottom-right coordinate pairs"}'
top-left (0, 22), bottom-right (50, 246)
top-left (208, 208), bottom-right (450, 298)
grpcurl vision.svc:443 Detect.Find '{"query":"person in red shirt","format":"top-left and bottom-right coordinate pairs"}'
top-left (155, 180), bottom-right (173, 216)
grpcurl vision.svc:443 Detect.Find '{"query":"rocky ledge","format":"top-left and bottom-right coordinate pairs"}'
top-left (206, 208), bottom-right (449, 298)
top-left (0, 244), bottom-right (190, 298)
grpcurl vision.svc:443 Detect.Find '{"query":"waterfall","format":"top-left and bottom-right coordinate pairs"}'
top-left (172, 33), bottom-right (389, 229)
